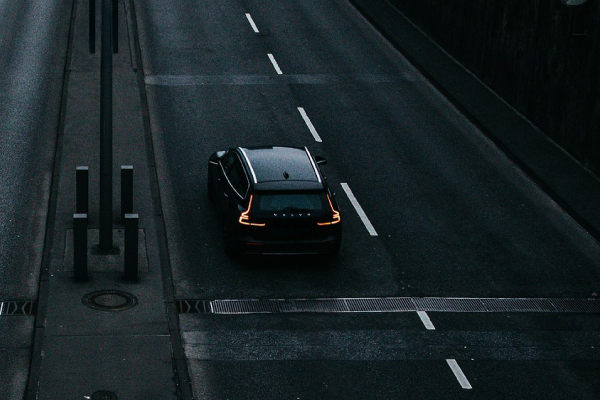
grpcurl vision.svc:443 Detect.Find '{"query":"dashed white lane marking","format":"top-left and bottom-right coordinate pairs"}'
top-left (297, 107), bottom-right (322, 142)
top-left (245, 13), bottom-right (259, 33)
top-left (417, 311), bottom-right (435, 330)
top-left (0, 302), bottom-right (4, 315)
top-left (340, 183), bottom-right (378, 236)
top-left (446, 359), bottom-right (472, 389)
top-left (267, 53), bottom-right (283, 75)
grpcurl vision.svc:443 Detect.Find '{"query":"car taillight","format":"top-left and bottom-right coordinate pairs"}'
top-left (239, 195), bottom-right (266, 227)
top-left (317, 194), bottom-right (341, 226)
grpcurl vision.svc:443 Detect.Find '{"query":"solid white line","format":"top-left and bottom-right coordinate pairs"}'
top-left (417, 311), bottom-right (435, 330)
top-left (267, 53), bottom-right (283, 75)
top-left (297, 108), bottom-right (322, 142)
top-left (340, 183), bottom-right (378, 236)
top-left (446, 359), bottom-right (472, 389)
top-left (245, 13), bottom-right (259, 33)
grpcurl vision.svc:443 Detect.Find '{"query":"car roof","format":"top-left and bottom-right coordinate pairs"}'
top-left (238, 146), bottom-right (324, 191)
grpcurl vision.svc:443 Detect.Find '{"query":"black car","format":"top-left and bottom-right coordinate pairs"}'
top-left (208, 146), bottom-right (342, 255)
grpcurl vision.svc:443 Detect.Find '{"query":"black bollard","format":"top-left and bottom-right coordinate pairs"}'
top-left (89, 0), bottom-right (95, 54)
top-left (73, 214), bottom-right (88, 282)
top-left (121, 165), bottom-right (133, 222)
top-left (112, 0), bottom-right (118, 53)
top-left (124, 214), bottom-right (138, 281)
top-left (76, 166), bottom-right (89, 215)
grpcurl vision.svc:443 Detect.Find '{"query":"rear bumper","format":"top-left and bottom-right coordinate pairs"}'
top-left (232, 234), bottom-right (341, 255)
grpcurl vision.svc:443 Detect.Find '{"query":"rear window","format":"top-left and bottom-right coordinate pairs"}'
top-left (254, 193), bottom-right (326, 212)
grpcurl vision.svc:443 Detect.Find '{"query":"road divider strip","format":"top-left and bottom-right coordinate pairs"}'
top-left (268, 53), bottom-right (283, 75)
top-left (446, 359), bottom-right (472, 389)
top-left (298, 107), bottom-right (323, 142)
top-left (245, 13), bottom-right (259, 33)
top-left (341, 183), bottom-right (378, 236)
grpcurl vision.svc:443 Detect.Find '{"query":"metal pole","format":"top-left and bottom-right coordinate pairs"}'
top-left (124, 214), bottom-right (139, 281)
top-left (89, 0), bottom-right (96, 54)
top-left (74, 214), bottom-right (88, 282)
top-left (99, 0), bottom-right (114, 252)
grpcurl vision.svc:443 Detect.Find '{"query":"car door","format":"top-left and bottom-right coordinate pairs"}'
top-left (220, 152), bottom-right (249, 219)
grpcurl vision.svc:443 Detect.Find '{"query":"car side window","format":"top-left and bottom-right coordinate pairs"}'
top-left (223, 154), bottom-right (249, 198)
top-left (220, 152), bottom-right (236, 174)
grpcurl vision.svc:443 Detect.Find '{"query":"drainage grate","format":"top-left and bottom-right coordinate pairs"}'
top-left (550, 299), bottom-right (600, 313)
top-left (0, 301), bottom-right (37, 316)
top-left (177, 300), bottom-right (211, 314)
top-left (482, 298), bottom-right (556, 312)
top-left (177, 297), bottom-right (600, 315)
top-left (346, 297), bottom-right (414, 312)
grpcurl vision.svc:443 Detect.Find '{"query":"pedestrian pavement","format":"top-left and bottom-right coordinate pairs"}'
top-left (26, 0), bottom-right (179, 398)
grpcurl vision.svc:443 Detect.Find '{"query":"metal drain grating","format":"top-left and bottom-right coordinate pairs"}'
top-left (0, 301), bottom-right (37, 316)
top-left (292, 299), bottom-right (349, 312)
top-left (212, 299), bottom-right (287, 314)
top-left (413, 297), bottom-right (487, 312)
top-left (346, 297), bottom-right (414, 312)
top-left (178, 300), bottom-right (211, 313)
top-left (177, 297), bottom-right (600, 314)
top-left (550, 299), bottom-right (600, 313)
top-left (482, 298), bottom-right (555, 312)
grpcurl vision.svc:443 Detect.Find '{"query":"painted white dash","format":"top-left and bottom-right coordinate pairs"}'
top-left (245, 13), bottom-right (259, 33)
top-left (417, 311), bottom-right (435, 330)
top-left (446, 359), bottom-right (472, 389)
top-left (267, 53), bottom-right (283, 75)
top-left (340, 183), bottom-right (378, 236)
top-left (0, 302), bottom-right (4, 315)
top-left (297, 108), bottom-right (322, 142)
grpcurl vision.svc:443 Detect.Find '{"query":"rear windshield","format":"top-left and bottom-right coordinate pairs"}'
top-left (254, 192), bottom-right (326, 212)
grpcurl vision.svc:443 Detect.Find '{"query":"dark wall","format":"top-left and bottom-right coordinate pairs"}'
top-left (388, 0), bottom-right (600, 175)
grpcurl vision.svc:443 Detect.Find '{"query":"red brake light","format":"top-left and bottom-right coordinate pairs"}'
top-left (239, 195), bottom-right (266, 227)
top-left (317, 194), bottom-right (341, 226)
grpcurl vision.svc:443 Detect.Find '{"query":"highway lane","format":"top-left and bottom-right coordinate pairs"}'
top-left (137, 0), bottom-right (600, 299)
top-left (133, 0), bottom-right (600, 397)
top-left (0, 1), bottom-right (73, 398)
top-left (0, 0), bottom-right (71, 298)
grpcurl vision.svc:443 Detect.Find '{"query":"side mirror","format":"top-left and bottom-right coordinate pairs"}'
top-left (315, 156), bottom-right (327, 166)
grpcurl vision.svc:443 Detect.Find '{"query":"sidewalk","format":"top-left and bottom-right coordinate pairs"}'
top-left (350, 0), bottom-right (600, 243)
top-left (28, 0), bottom-right (180, 398)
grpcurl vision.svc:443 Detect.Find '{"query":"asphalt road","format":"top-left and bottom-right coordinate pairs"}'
top-left (132, 0), bottom-right (600, 398)
top-left (0, 0), bottom-right (72, 398)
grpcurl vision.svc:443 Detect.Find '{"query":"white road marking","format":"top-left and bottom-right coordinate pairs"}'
top-left (267, 53), bottom-right (283, 75)
top-left (340, 183), bottom-right (378, 236)
top-left (417, 311), bottom-right (435, 330)
top-left (245, 13), bottom-right (259, 33)
top-left (446, 359), bottom-right (472, 389)
top-left (0, 302), bottom-right (4, 315)
top-left (297, 107), bottom-right (322, 142)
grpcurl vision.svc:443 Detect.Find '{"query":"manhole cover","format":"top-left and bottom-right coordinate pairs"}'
top-left (83, 290), bottom-right (137, 312)
top-left (91, 390), bottom-right (118, 400)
